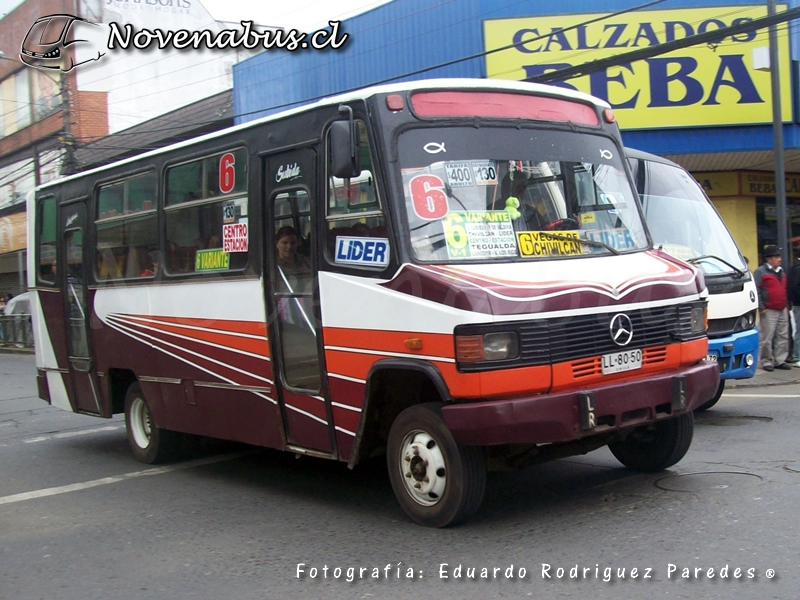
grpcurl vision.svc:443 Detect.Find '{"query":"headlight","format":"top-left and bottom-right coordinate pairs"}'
top-left (690, 306), bottom-right (707, 334)
top-left (734, 310), bottom-right (757, 332)
top-left (456, 332), bottom-right (519, 363)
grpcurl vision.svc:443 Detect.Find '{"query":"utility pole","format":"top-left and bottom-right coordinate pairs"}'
top-left (768, 0), bottom-right (788, 266)
top-left (60, 72), bottom-right (78, 176)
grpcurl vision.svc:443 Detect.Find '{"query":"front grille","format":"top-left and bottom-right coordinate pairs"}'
top-left (707, 317), bottom-right (737, 337)
top-left (456, 303), bottom-right (703, 372)
top-left (525, 305), bottom-right (689, 364)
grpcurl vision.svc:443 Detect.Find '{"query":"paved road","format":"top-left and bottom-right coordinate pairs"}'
top-left (1, 352), bottom-right (797, 600)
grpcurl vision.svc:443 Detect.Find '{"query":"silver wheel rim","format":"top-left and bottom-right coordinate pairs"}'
top-left (129, 396), bottom-right (152, 450)
top-left (398, 429), bottom-right (447, 507)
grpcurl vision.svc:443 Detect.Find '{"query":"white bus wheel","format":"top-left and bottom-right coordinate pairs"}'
top-left (124, 383), bottom-right (180, 464)
top-left (387, 403), bottom-right (486, 528)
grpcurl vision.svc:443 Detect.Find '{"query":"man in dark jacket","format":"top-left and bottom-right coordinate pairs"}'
top-left (754, 245), bottom-right (791, 371)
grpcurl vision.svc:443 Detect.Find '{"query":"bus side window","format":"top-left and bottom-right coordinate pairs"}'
top-left (95, 172), bottom-right (157, 282)
top-left (325, 120), bottom-right (388, 268)
top-left (37, 196), bottom-right (57, 284)
top-left (164, 149), bottom-right (248, 275)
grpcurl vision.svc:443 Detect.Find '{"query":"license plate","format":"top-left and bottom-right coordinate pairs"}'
top-left (706, 354), bottom-right (718, 362)
top-left (601, 349), bottom-right (643, 375)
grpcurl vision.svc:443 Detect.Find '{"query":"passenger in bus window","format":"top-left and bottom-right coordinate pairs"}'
top-left (140, 251), bottom-right (160, 277)
top-left (275, 225), bottom-right (314, 328)
top-left (97, 250), bottom-right (118, 280)
top-left (276, 226), bottom-right (311, 272)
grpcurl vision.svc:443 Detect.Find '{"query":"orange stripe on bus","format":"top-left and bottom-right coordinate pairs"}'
top-left (550, 340), bottom-right (709, 393)
top-left (323, 327), bottom-right (455, 359)
top-left (126, 314), bottom-right (267, 337)
top-left (681, 337), bottom-right (709, 364)
top-left (120, 315), bottom-right (270, 357)
top-left (325, 350), bottom-right (381, 380)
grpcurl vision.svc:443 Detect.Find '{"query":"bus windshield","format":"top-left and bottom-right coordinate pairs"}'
top-left (397, 126), bottom-right (648, 262)
top-left (636, 160), bottom-right (746, 276)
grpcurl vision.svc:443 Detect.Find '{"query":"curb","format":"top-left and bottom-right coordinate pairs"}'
top-left (0, 346), bottom-right (35, 355)
top-left (728, 380), bottom-right (800, 388)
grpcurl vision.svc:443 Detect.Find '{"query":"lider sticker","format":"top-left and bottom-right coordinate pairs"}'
top-left (334, 237), bottom-right (390, 267)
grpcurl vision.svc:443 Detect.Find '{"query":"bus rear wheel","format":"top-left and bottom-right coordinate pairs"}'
top-left (608, 412), bottom-right (694, 472)
top-left (124, 383), bottom-right (180, 464)
top-left (387, 403), bottom-right (486, 527)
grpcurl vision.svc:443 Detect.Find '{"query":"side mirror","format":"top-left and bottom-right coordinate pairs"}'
top-left (330, 107), bottom-right (361, 179)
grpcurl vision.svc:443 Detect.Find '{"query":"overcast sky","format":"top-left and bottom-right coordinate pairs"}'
top-left (0, 0), bottom-right (392, 30)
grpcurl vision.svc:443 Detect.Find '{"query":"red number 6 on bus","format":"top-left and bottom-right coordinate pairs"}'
top-left (409, 174), bottom-right (448, 220)
top-left (219, 152), bottom-right (236, 194)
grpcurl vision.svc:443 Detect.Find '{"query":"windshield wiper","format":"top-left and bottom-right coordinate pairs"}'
top-left (539, 231), bottom-right (620, 255)
top-left (687, 254), bottom-right (745, 278)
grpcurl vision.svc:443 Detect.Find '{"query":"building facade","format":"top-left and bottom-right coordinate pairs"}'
top-left (0, 0), bottom-right (262, 297)
top-left (0, 0), bottom-right (109, 296)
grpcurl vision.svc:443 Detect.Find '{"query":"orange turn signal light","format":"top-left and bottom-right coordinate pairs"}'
top-left (405, 338), bottom-right (423, 351)
top-left (455, 335), bottom-right (484, 362)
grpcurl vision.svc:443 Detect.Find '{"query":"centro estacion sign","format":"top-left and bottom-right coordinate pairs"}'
top-left (484, 5), bottom-right (792, 129)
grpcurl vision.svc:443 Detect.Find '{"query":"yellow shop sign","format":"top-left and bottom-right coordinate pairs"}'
top-left (484, 5), bottom-right (792, 129)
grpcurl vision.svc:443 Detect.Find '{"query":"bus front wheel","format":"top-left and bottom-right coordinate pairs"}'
top-left (387, 403), bottom-right (486, 527)
top-left (124, 383), bottom-right (180, 464)
top-left (608, 412), bottom-right (694, 472)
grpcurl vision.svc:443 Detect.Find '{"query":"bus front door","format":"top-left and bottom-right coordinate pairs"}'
top-left (266, 149), bottom-right (334, 455)
top-left (59, 200), bottom-right (103, 415)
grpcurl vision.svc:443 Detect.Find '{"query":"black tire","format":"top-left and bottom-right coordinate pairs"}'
top-left (387, 403), bottom-right (486, 528)
top-left (695, 380), bottom-right (725, 412)
top-left (124, 383), bottom-right (181, 464)
top-left (608, 412), bottom-right (694, 473)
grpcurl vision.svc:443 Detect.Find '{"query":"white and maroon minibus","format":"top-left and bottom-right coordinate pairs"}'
top-left (28, 79), bottom-right (718, 527)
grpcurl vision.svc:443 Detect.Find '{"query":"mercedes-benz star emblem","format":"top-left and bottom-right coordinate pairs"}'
top-left (609, 313), bottom-right (634, 346)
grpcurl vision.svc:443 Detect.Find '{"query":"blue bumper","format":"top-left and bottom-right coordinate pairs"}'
top-left (707, 328), bottom-right (759, 380)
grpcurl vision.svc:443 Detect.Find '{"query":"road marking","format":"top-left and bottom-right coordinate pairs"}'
top-left (0, 452), bottom-right (249, 506)
top-left (24, 425), bottom-right (124, 443)
top-left (725, 393), bottom-right (800, 398)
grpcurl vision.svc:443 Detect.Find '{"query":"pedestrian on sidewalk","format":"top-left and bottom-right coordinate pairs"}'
top-left (755, 245), bottom-right (791, 372)
top-left (790, 250), bottom-right (800, 366)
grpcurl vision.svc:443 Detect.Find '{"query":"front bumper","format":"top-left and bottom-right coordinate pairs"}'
top-left (708, 329), bottom-right (758, 381)
top-left (441, 361), bottom-right (719, 446)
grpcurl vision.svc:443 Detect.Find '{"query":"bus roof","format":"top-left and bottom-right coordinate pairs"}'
top-left (38, 78), bottom-right (612, 192)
